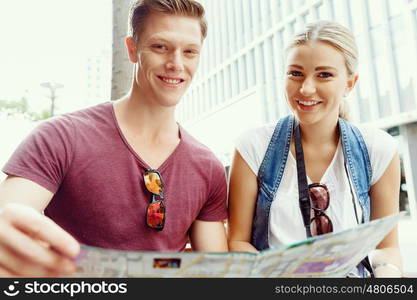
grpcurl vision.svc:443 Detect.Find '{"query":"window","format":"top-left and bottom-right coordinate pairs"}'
top-left (371, 26), bottom-right (392, 117)
top-left (356, 70), bottom-right (373, 122)
top-left (288, 20), bottom-right (296, 36)
top-left (226, 65), bottom-right (232, 99)
top-left (266, 37), bottom-right (274, 81)
top-left (205, 81), bottom-right (210, 110)
top-left (240, 55), bottom-right (248, 91)
top-left (245, 0), bottom-right (253, 41)
top-left (349, 0), bottom-right (366, 35)
top-left (316, 3), bottom-right (331, 20)
top-left (391, 15), bottom-right (416, 111)
top-left (233, 60), bottom-right (240, 96)
top-left (257, 43), bottom-right (266, 84)
top-left (275, 0), bottom-right (282, 22)
top-left (219, 70), bottom-right (226, 103)
top-left (367, 0), bottom-right (384, 27)
top-left (273, 31), bottom-right (284, 79)
top-left (237, 0), bottom-right (245, 48)
top-left (248, 49), bottom-right (256, 86)
top-left (387, 0), bottom-right (403, 18)
top-left (260, 0), bottom-right (271, 30)
top-left (286, 0), bottom-right (294, 15)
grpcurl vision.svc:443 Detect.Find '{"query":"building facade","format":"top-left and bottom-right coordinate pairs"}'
top-left (177, 0), bottom-right (417, 219)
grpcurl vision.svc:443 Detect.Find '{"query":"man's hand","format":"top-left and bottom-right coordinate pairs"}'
top-left (0, 203), bottom-right (80, 277)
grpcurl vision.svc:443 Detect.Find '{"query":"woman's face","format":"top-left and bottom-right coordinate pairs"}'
top-left (284, 41), bottom-right (357, 126)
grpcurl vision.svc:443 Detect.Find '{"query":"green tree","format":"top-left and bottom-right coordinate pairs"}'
top-left (0, 97), bottom-right (51, 121)
top-left (0, 97), bottom-right (28, 114)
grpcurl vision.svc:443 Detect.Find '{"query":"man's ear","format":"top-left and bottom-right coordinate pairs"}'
top-left (345, 74), bottom-right (359, 96)
top-left (125, 37), bottom-right (138, 63)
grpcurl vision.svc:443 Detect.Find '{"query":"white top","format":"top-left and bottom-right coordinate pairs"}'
top-left (236, 123), bottom-right (398, 248)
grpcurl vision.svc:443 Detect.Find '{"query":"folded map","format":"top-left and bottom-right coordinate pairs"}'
top-left (73, 212), bottom-right (404, 278)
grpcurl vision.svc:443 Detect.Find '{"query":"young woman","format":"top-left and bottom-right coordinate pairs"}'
top-left (228, 21), bottom-right (403, 277)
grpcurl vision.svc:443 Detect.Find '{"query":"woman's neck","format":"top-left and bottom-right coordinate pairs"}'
top-left (298, 117), bottom-right (340, 147)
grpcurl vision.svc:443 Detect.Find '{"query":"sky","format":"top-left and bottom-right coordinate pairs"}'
top-left (0, 0), bottom-right (112, 114)
top-left (0, 0), bottom-right (113, 176)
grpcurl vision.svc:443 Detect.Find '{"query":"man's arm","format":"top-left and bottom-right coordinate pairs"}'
top-left (0, 176), bottom-right (53, 210)
top-left (0, 176), bottom-right (80, 277)
top-left (189, 220), bottom-right (228, 252)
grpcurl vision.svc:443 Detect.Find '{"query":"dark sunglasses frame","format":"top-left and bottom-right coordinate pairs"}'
top-left (308, 183), bottom-right (333, 236)
top-left (144, 169), bottom-right (166, 231)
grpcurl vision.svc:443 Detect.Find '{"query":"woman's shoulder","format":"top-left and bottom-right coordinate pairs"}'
top-left (237, 122), bottom-right (277, 144)
top-left (237, 115), bottom-right (294, 142)
top-left (234, 122), bottom-right (279, 175)
top-left (354, 123), bottom-right (397, 149)
top-left (353, 123), bottom-right (399, 185)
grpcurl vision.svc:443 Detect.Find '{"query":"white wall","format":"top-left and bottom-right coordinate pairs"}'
top-left (183, 89), bottom-right (264, 165)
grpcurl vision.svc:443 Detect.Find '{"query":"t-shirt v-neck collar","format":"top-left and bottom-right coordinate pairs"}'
top-left (108, 102), bottom-right (184, 171)
top-left (288, 139), bottom-right (342, 184)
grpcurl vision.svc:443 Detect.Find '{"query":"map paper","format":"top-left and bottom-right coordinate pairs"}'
top-left (73, 212), bottom-right (403, 278)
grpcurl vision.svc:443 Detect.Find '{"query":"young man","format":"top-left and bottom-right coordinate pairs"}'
top-left (0, 0), bottom-right (228, 277)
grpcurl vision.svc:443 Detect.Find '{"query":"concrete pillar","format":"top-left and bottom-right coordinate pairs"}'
top-left (111, 0), bottom-right (133, 100)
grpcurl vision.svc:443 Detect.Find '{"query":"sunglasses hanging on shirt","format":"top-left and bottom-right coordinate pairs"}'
top-left (293, 121), bottom-right (374, 277)
top-left (143, 169), bottom-right (166, 231)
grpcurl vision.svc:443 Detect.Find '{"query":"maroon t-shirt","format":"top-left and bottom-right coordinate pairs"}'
top-left (3, 102), bottom-right (227, 251)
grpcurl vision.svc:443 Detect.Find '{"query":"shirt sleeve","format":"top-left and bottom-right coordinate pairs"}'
top-left (358, 125), bottom-right (399, 185)
top-left (2, 116), bottom-right (75, 193)
top-left (235, 124), bottom-right (275, 176)
top-left (196, 159), bottom-right (228, 221)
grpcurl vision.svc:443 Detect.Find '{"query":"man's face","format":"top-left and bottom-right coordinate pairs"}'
top-left (130, 13), bottom-right (202, 108)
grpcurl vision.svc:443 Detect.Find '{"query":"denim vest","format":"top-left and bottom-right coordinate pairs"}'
top-left (251, 115), bottom-right (372, 250)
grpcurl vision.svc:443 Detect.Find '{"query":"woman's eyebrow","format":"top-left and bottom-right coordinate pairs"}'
top-left (315, 66), bottom-right (338, 71)
top-left (288, 64), bottom-right (303, 69)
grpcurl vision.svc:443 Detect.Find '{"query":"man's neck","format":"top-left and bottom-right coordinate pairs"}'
top-left (114, 89), bottom-right (179, 142)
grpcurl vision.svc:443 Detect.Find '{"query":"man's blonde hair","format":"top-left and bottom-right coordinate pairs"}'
top-left (129, 0), bottom-right (207, 42)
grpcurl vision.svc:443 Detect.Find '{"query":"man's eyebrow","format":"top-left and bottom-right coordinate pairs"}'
top-left (146, 36), bottom-right (201, 48)
top-left (146, 37), bottom-right (170, 44)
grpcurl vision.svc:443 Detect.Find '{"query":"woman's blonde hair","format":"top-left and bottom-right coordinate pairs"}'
top-left (286, 21), bottom-right (358, 120)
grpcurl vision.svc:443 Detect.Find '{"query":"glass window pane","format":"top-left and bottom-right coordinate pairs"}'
top-left (286, 0), bottom-right (294, 15)
top-left (276, 0), bottom-right (282, 22)
top-left (241, 55), bottom-right (248, 90)
top-left (367, 0), bottom-right (384, 27)
top-left (219, 70), bottom-right (225, 103)
top-left (258, 43), bottom-right (266, 84)
top-left (387, 0), bottom-right (403, 17)
top-left (371, 26), bottom-right (392, 118)
top-left (350, 0), bottom-right (366, 35)
top-left (233, 61), bottom-right (239, 96)
top-left (248, 49), bottom-right (256, 87)
top-left (391, 15), bottom-right (416, 111)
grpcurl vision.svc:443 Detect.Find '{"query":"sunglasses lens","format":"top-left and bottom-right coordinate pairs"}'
top-left (146, 200), bottom-right (165, 229)
top-left (144, 171), bottom-right (163, 195)
top-left (309, 185), bottom-right (329, 210)
top-left (311, 215), bottom-right (333, 236)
